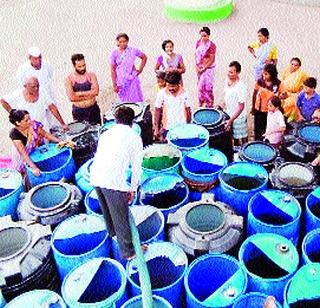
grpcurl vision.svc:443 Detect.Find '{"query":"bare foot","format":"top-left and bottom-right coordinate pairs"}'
top-left (141, 243), bottom-right (148, 252)
top-left (263, 296), bottom-right (277, 308)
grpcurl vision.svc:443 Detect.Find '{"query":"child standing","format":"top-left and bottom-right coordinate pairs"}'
top-left (263, 96), bottom-right (286, 148)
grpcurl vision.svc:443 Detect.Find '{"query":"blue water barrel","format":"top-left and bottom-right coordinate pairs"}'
top-left (139, 173), bottom-right (189, 219)
top-left (305, 187), bottom-right (320, 233)
top-left (142, 144), bottom-right (182, 180)
top-left (302, 228), bottom-right (320, 264)
top-left (75, 158), bottom-right (93, 194)
top-left (248, 190), bottom-right (301, 245)
top-left (239, 141), bottom-right (278, 170)
top-left (100, 120), bottom-right (141, 136)
top-left (85, 188), bottom-right (137, 217)
top-left (121, 295), bottom-right (172, 308)
top-left (232, 292), bottom-right (281, 308)
top-left (283, 263), bottom-right (320, 308)
top-left (181, 148), bottom-right (227, 201)
top-left (112, 205), bottom-right (165, 266)
top-left (51, 214), bottom-right (111, 280)
top-left (0, 169), bottom-right (23, 218)
top-left (5, 289), bottom-right (65, 307)
top-left (167, 124), bottom-right (209, 156)
top-left (218, 162), bottom-right (269, 216)
top-left (127, 242), bottom-right (188, 307)
top-left (0, 290), bottom-right (5, 308)
top-left (239, 233), bottom-right (299, 303)
top-left (26, 143), bottom-right (76, 187)
top-left (185, 254), bottom-right (247, 307)
top-left (62, 257), bottom-right (127, 308)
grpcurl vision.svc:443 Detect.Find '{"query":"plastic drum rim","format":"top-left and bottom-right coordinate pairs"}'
top-left (277, 162), bottom-right (315, 188)
top-left (239, 233), bottom-right (298, 282)
top-left (233, 292), bottom-right (282, 308)
top-left (121, 294), bottom-right (172, 308)
top-left (0, 226), bottom-right (31, 262)
top-left (248, 190), bottom-right (301, 229)
top-left (29, 182), bottom-right (71, 213)
top-left (306, 188), bottom-right (320, 222)
top-left (297, 123), bottom-right (320, 145)
top-left (127, 242), bottom-right (188, 292)
top-left (62, 257), bottom-right (127, 307)
top-left (219, 162), bottom-right (268, 192)
top-left (193, 108), bottom-right (224, 127)
top-left (240, 141), bottom-right (277, 164)
top-left (302, 228), bottom-right (320, 263)
top-left (51, 214), bottom-right (109, 259)
top-left (184, 254), bottom-right (248, 307)
top-left (82, 159), bottom-right (93, 183)
top-left (113, 102), bottom-right (143, 118)
top-left (0, 169), bottom-right (22, 201)
top-left (67, 121), bottom-right (89, 135)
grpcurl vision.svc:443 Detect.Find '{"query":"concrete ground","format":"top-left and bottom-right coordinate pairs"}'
top-left (0, 0), bottom-right (319, 155)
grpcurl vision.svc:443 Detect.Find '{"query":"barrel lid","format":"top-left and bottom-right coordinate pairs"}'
top-left (0, 168), bottom-right (22, 190)
top-left (127, 242), bottom-right (188, 275)
top-left (63, 258), bottom-right (126, 305)
top-left (221, 162), bottom-right (268, 178)
top-left (277, 162), bottom-right (315, 187)
top-left (30, 143), bottom-right (70, 163)
top-left (113, 102), bottom-right (143, 118)
top-left (256, 190), bottom-right (301, 220)
top-left (100, 121), bottom-right (141, 135)
top-left (140, 173), bottom-right (186, 194)
top-left (242, 233), bottom-right (299, 274)
top-left (67, 121), bottom-right (89, 135)
top-left (240, 141), bottom-right (277, 164)
top-left (143, 144), bottom-right (181, 159)
top-left (185, 148), bottom-right (227, 169)
top-left (52, 214), bottom-right (106, 240)
top-left (167, 124), bottom-right (209, 147)
top-left (193, 108), bottom-right (223, 127)
top-left (298, 123), bottom-right (320, 144)
top-left (6, 289), bottom-right (65, 307)
top-left (286, 263), bottom-right (320, 304)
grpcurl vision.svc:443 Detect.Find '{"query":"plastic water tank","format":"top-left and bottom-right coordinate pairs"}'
top-left (305, 187), bottom-right (320, 233)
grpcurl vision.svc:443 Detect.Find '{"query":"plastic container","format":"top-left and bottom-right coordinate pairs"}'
top-left (121, 295), bottom-right (172, 308)
top-left (0, 169), bottom-right (23, 218)
top-left (302, 228), bottom-right (320, 264)
top-left (305, 187), bottom-right (320, 233)
top-left (185, 254), bottom-right (247, 307)
top-left (51, 214), bottom-right (111, 280)
top-left (239, 233), bottom-right (299, 303)
top-left (127, 242), bottom-right (188, 308)
top-left (218, 162), bottom-right (269, 216)
top-left (62, 257), bottom-right (127, 308)
top-left (139, 173), bottom-right (189, 219)
top-left (26, 143), bottom-right (76, 187)
top-left (283, 263), bottom-right (320, 308)
top-left (248, 190), bottom-right (301, 245)
top-left (75, 158), bottom-right (94, 194)
top-left (232, 292), bottom-right (281, 308)
top-left (167, 124), bottom-right (209, 156)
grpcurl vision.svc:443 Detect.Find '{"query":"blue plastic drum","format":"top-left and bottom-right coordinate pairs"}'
top-left (0, 169), bottom-right (23, 218)
top-left (232, 292), bottom-right (281, 308)
top-left (185, 254), bottom-right (247, 307)
top-left (218, 162), bottom-right (269, 216)
top-left (62, 257), bottom-right (127, 308)
top-left (127, 242), bottom-right (188, 308)
top-left (121, 295), bottom-right (172, 308)
top-left (305, 187), bottom-right (320, 233)
top-left (167, 124), bottom-right (209, 156)
top-left (26, 143), bottom-right (76, 187)
top-left (75, 158), bottom-right (94, 194)
top-left (51, 214), bottom-right (111, 280)
top-left (283, 263), bottom-right (320, 308)
top-left (248, 190), bottom-right (301, 245)
top-left (302, 228), bottom-right (320, 264)
top-left (139, 173), bottom-right (189, 219)
top-left (5, 290), bottom-right (66, 308)
top-left (239, 233), bottom-right (299, 303)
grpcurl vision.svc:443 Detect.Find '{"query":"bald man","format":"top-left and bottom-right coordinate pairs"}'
top-left (1, 76), bottom-right (67, 131)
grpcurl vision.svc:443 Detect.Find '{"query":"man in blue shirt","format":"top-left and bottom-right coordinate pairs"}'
top-left (297, 77), bottom-right (320, 122)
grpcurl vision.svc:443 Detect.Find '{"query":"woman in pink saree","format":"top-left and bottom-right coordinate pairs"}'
top-left (9, 109), bottom-right (62, 177)
top-left (111, 33), bottom-right (147, 103)
top-left (195, 27), bottom-right (216, 108)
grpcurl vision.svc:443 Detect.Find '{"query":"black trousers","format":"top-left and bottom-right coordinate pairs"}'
top-left (254, 110), bottom-right (267, 141)
top-left (72, 103), bottom-right (101, 125)
top-left (94, 187), bottom-right (134, 258)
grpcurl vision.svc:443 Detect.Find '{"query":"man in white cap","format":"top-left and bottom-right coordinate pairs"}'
top-left (1, 76), bottom-right (67, 131)
top-left (17, 47), bottom-right (55, 101)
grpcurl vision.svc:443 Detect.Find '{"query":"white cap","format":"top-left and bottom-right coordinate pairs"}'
top-left (27, 46), bottom-right (41, 57)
